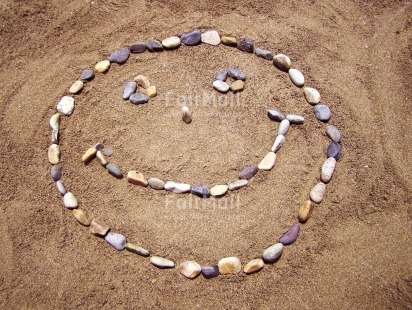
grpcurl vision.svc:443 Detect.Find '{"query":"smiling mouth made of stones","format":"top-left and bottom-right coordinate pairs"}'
top-left (48, 29), bottom-right (343, 280)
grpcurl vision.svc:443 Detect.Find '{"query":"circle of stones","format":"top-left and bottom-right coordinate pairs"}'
top-left (48, 29), bottom-right (342, 279)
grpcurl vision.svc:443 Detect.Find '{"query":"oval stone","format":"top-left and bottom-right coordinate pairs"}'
top-left (201, 265), bottom-right (220, 278)
top-left (227, 68), bottom-right (246, 81)
top-left (48, 144), bottom-right (60, 164)
top-left (51, 127), bottom-right (59, 144)
top-left (81, 147), bottom-right (97, 163)
top-left (237, 38), bottom-right (254, 53)
top-left (298, 200), bottom-right (314, 223)
top-left (147, 40), bottom-right (164, 52)
top-left (108, 48), bottom-right (130, 64)
top-left (279, 223), bottom-right (300, 245)
top-left (95, 60), bottom-right (110, 73)
top-left (164, 181), bottom-right (191, 193)
top-left (215, 70), bottom-right (228, 81)
top-left (314, 104), bottom-right (331, 122)
top-left (210, 185), bottom-right (228, 197)
top-left (150, 256), bottom-right (175, 268)
top-left (56, 180), bottom-right (67, 195)
top-left (258, 152), bottom-right (276, 170)
top-left (230, 80), bottom-right (244, 92)
top-left (180, 29), bottom-right (201, 46)
top-left (63, 192), bottom-right (78, 209)
top-left (49, 113), bottom-right (61, 130)
top-left (181, 106), bottom-right (192, 124)
top-left (221, 36), bottom-right (237, 46)
top-left (69, 80), bottom-right (83, 94)
top-left (178, 261), bottom-right (202, 279)
top-left (106, 163), bottom-right (123, 179)
top-left (273, 54), bottom-right (292, 72)
top-left (326, 125), bottom-right (342, 143)
top-left (278, 119), bottom-right (290, 136)
top-left (327, 142), bottom-right (342, 160)
top-left (271, 135), bottom-right (285, 153)
top-left (263, 243), bottom-right (283, 262)
top-left (148, 178), bottom-right (165, 190)
top-left (200, 30), bottom-right (221, 45)
top-left (134, 75), bottom-right (151, 89)
top-left (213, 80), bottom-right (229, 93)
top-left (130, 42), bottom-right (147, 53)
top-left (80, 69), bottom-right (94, 81)
top-left (304, 87), bottom-right (321, 105)
top-left (125, 242), bottom-right (150, 256)
top-left (162, 36), bottom-right (181, 49)
top-left (96, 150), bottom-right (108, 166)
top-left (267, 110), bottom-right (285, 122)
top-left (254, 48), bottom-right (273, 60)
top-left (228, 179), bottom-right (248, 191)
top-left (191, 185), bottom-right (210, 198)
top-left (218, 257), bottom-right (241, 275)
top-left (90, 219), bottom-right (110, 236)
top-left (127, 171), bottom-right (148, 186)
top-left (321, 157), bottom-right (337, 183)
top-left (286, 114), bottom-right (305, 124)
top-left (72, 209), bottom-right (90, 226)
top-left (56, 96), bottom-right (75, 116)
top-left (310, 182), bottom-right (326, 203)
top-left (122, 81), bottom-right (137, 100)
top-left (105, 232), bottom-right (126, 251)
top-left (289, 68), bottom-right (305, 87)
top-left (146, 85), bottom-right (157, 98)
top-left (244, 258), bottom-right (264, 274)
top-left (239, 165), bottom-right (258, 180)
top-left (130, 93), bottom-right (149, 105)
top-left (51, 165), bottom-right (62, 181)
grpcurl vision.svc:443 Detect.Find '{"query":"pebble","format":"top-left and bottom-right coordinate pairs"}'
top-left (108, 48), bottom-right (130, 64)
top-left (213, 80), bottom-right (229, 93)
top-left (314, 104), bottom-right (331, 122)
top-left (148, 178), bottom-right (165, 190)
top-left (51, 128), bottom-right (59, 144)
top-left (278, 119), bottom-right (290, 136)
top-left (271, 135), bottom-right (285, 153)
top-left (298, 200), bottom-right (314, 223)
top-left (146, 85), bottom-right (157, 98)
top-left (49, 113), bottom-right (61, 130)
top-left (191, 185), bottom-right (210, 198)
top-left (125, 242), bottom-right (150, 256)
top-left (279, 223), bottom-right (300, 245)
top-left (201, 265), bottom-right (220, 278)
top-left (127, 171), bottom-right (148, 186)
top-left (267, 110), bottom-right (285, 122)
top-left (254, 48), bottom-right (273, 60)
top-left (258, 152), bottom-right (276, 170)
top-left (105, 232), bottom-right (126, 251)
top-left (303, 87), bottom-right (321, 105)
top-left (56, 96), bottom-right (75, 116)
top-left (90, 219), bottom-right (110, 236)
top-left (96, 150), bottom-right (108, 166)
top-left (162, 36), bottom-right (181, 49)
top-left (327, 141), bottom-right (342, 160)
top-left (69, 80), bottom-right (84, 94)
top-left (50, 165), bottom-right (62, 181)
top-left (218, 257), bottom-right (241, 275)
top-left (104, 148), bottom-right (113, 156)
top-left (63, 192), bottom-right (78, 209)
top-left (201, 30), bottom-right (221, 45)
top-left (221, 36), bottom-right (237, 46)
top-left (286, 114), bottom-right (305, 124)
top-left (289, 68), bottom-right (305, 87)
top-left (72, 209), bottom-right (90, 226)
top-left (81, 147), bottom-right (97, 163)
top-left (182, 106), bottom-right (192, 124)
top-left (228, 179), bottom-right (248, 191)
top-left (244, 258), bottom-right (264, 274)
top-left (80, 69), bottom-right (94, 81)
top-left (239, 165), bottom-right (258, 180)
top-left (106, 163), bottom-right (123, 179)
top-left (227, 68), bottom-right (246, 81)
top-left (122, 81), bottom-right (137, 100)
top-left (180, 29), bottom-right (201, 46)
top-left (130, 42), bottom-right (147, 53)
top-left (164, 181), bottom-right (191, 193)
top-left (326, 125), bottom-right (342, 143)
top-left (310, 182), bottom-right (326, 203)
top-left (147, 40), bottom-right (164, 52)
top-left (48, 144), bottom-right (60, 164)
top-left (210, 185), bottom-right (228, 197)
top-left (150, 256), bottom-right (175, 268)
top-left (230, 80), bottom-right (244, 92)
top-left (237, 38), bottom-right (254, 53)
top-left (321, 157), bottom-right (337, 183)
top-left (95, 60), bottom-right (110, 73)
top-left (273, 54), bottom-right (292, 72)
top-left (95, 143), bottom-right (104, 150)
top-left (178, 261), bottom-right (202, 279)
top-left (263, 243), bottom-right (283, 262)
top-left (134, 75), bottom-right (151, 89)
top-left (215, 70), bottom-right (228, 81)
top-left (130, 93), bottom-right (149, 105)
top-left (56, 180), bottom-right (67, 195)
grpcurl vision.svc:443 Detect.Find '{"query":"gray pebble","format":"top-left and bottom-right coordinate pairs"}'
top-left (271, 135), bottom-right (285, 153)
top-left (51, 165), bottom-right (62, 181)
top-left (254, 48), bottom-right (273, 60)
top-left (286, 114), bottom-right (305, 124)
top-left (51, 127), bottom-right (59, 144)
top-left (327, 142), bottom-right (342, 160)
top-left (201, 265), bottom-right (220, 278)
top-left (237, 38), bottom-right (254, 53)
top-left (227, 68), bottom-right (246, 81)
top-left (279, 223), bottom-right (300, 245)
top-left (130, 42), bottom-right (147, 53)
top-left (213, 80), bottom-right (229, 93)
top-left (104, 232), bottom-right (126, 251)
top-left (263, 243), bottom-right (283, 262)
top-left (147, 40), bottom-right (164, 52)
top-left (215, 70), bottom-right (228, 81)
top-left (106, 163), bottom-right (123, 179)
top-left (278, 119), bottom-right (290, 136)
top-left (56, 180), bottom-right (67, 195)
top-left (104, 148), bottom-right (113, 156)
top-left (80, 69), bottom-right (94, 81)
top-left (239, 165), bottom-right (258, 180)
top-left (148, 177), bottom-right (165, 190)
top-left (326, 125), bottom-right (341, 142)
top-left (191, 185), bottom-right (210, 198)
top-left (228, 179), bottom-right (248, 191)
top-left (267, 110), bottom-right (286, 122)
top-left (130, 93), bottom-right (149, 105)
top-left (108, 48), bottom-right (130, 64)
top-left (273, 54), bottom-right (292, 72)
top-left (314, 104), bottom-right (331, 122)
top-left (122, 81), bottom-right (137, 100)
top-left (180, 29), bottom-right (201, 46)
top-left (95, 143), bottom-right (104, 150)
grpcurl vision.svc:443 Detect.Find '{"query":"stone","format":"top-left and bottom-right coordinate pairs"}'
top-left (230, 80), bottom-right (244, 92)
top-left (273, 54), bottom-right (292, 72)
top-left (148, 178), bottom-right (165, 190)
top-left (255, 48), bottom-right (273, 60)
top-left (178, 261), bottom-right (202, 279)
top-left (49, 113), bottom-right (61, 130)
top-left (105, 232), bottom-right (126, 251)
top-left (48, 144), bottom-right (60, 164)
top-left (239, 165), bottom-right (258, 180)
top-left (201, 30), bottom-right (221, 45)
top-left (298, 200), bottom-right (314, 223)
top-left (96, 150), bottom-right (108, 166)
top-left (125, 242), bottom-right (150, 256)
top-left (310, 182), bottom-right (326, 203)
top-left (327, 142), bottom-right (342, 160)
top-left (56, 96), bottom-right (75, 116)
top-left (104, 148), bottom-right (113, 156)
top-left (201, 265), bottom-right (220, 278)
top-left (150, 256), bottom-right (175, 268)
top-left (218, 257), bottom-right (241, 275)
top-left (130, 42), bottom-right (147, 53)
top-left (304, 87), bottom-right (321, 105)
top-left (289, 68), bottom-right (305, 87)
top-left (191, 185), bottom-right (210, 198)
top-left (213, 80), bottom-right (229, 93)
top-left (147, 40), bottom-right (164, 52)
top-left (162, 36), bottom-right (181, 49)
top-left (130, 93), bottom-right (149, 105)
top-left (286, 114), bottom-right (305, 124)
top-left (134, 75), bottom-right (151, 89)
top-left (72, 209), bottom-right (90, 226)
top-left (80, 69), bottom-right (94, 81)
top-left (227, 68), bottom-right (246, 81)
top-left (228, 179), bottom-right (248, 191)
top-left (326, 125), bottom-right (342, 143)
top-left (267, 110), bottom-right (285, 122)
top-left (146, 86), bottom-right (157, 98)
top-left (51, 165), bottom-right (62, 181)
top-left (271, 135), bottom-right (285, 153)
top-left (221, 36), bottom-right (237, 46)
top-left (106, 163), bottom-right (123, 179)
top-left (180, 29), bottom-right (201, 46)
top-left (182, 106), bottom-right (192, 124)
top-left (122, 81), bottom-right (137, 100)
top-left (95, 60), bottom-right (110, 73)
top-left (278, 119), bottom-right (290, 136)
top-left (82, 147), bottom-right (97, 163)
top-left (279, 223), bottom-right (300, 245)
top-left (56, 180), bottom-right (67, 195)
top-left (314, 104), bottom-right (331, 122)
top-left (237, 38), bottom-right (254, 53)
top-left (63, 192), bottom-right (78, 209)
top-left (69, 80), bottom-right (84, 94)
top-left (321, 157), bottom-right (337, 183)
top-left (215, 70), bottom-right (228, 81)
top-left (258, 152), bottom-right (276, 170)
top-left (51, 128), bottom-right (59, 144)
top-left (95, 143), bottom-right (104, 150)
top-left (127, 171), bottom-right (148, 186)
top-left (244, 258), bottom-right (264, 274)
top-left (90, 219), bottom-right (110, 236)
top-left (210, 185), bottom-right (228, 197)
top-left (164, 181), bottom-right (191, 193)
top-left (108, 48), bottom-right (130, 64)
top-left (263, 243), bottom-right (283, 262)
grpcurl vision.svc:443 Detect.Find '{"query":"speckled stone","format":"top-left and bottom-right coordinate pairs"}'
top-left (147, 40), bottom-right (164, 52)
top-left (90, 219), bottom-right (110, 236)
top-left (164, 181), bottom-right (191, 193)
top-left (108, 48), bottom-right (130, 64)
top-left (239, 165), bottom-right (258, 180)
top-left (106, 163), bottom-right (123, 179)
top-left (244, 258), bottom-right (264, 274)
top-left (237, 38), bottom-right (254, 53)
top-left (314, 104), bottom-right (331, 122)
top-left (321, 157), bottom-right (337, 183)
top-left (215, 70), bottom-right (228, 81)
top-left (51, 165), bottom-right (62, 181)
top-left (191, 185), bottom-right (210, 198)
top-left (69, 80), bottom-right (83, 94)
top-left (63, 192), bottom-right (78, 209)
top-left (134, 75), bottom-right (151, 89)
top-left (178, 261), bottom-right (202, 279)
top-left (56, 180), bottom-right (67, 195)
top-left (263, 243), bottom-right (283, 262)
top-left (279, 223), bottom-right (300, 245)
top-left (286, 114), bottom-right (305, 124)
top-left (213, 80), bottom-right (229, 93)
top-left (310, 182), bottom-right (326, 203)
top-left (230, 80), bottom-right (244, 92)
top-left (130, 93), bottom-right (149, 105)
top-left (271, 135), bottom-right (285, 153)
top-left (180, 29), bottom-right (201, 46)
top-left (105, 232), bottom-right (126, 251)
top-left (48, 144), bottom-right (60, 164)
top-left (221, 36), bottom-right (237, 46)
top-left (267, 110), bottom-right (286, 122)
top-left (258, 152), bottom-right (276, 170)
top-left (227, 68), bottom-right (246, 81)
top-left (298, 200), bottom-right (314, 223)
top-left (289, 68), bottom-right (305, 87)
top-left (130, 42), bottom-right (147, 53)
top-left (278, 119), bottom-right (290, 136)
top-left (327, 142), bottom-right (342, 160)
top-left (218, 257), bottom-right (241, 275)
top-left (56, 96), bottom-right (75, 116)
top-left (95, 60), bottom-right (110, 73)
top-left (201, 30), bottom-right (221, 45)
top-left (162, 36), bottom-right (181, 49)
top-left (304, 87), bottom-right (321, 105)
top-left (148, 178), bottom-right (165, 190)
top-left (80, 69), bottom-right (94, 81)
top-left (201, 265), bottom-right (220, 278)
top-left (122, 81), bottom-right (137, 100)
top-left (127, 171), bottom-right (148, 186)
top-left (150, 256), bottom-right (175, 268)
top-left (255, 48), bottom-right (273, 60)
top-left (72, 209), bottom-right (90, 226)
top-left (228, 179), bottom-right (248, 191)
top-left (125, 242), bottom-right (150, 256)
top-left (326, 125), bottom-right (342, 143)
top-left (273, 54), bottom-right (292, 72)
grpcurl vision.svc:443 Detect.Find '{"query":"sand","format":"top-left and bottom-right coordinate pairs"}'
top-left (0, 0), bottom-right (411, 308)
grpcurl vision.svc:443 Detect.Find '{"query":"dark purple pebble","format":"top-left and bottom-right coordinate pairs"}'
top-left (147, 40), bottom-right (164, 52)
top-left (191, 185), bottom-right (211, 198)
top-left (239, 165), bottom-right (258, 180)
top-left (108, 48), bottom-right (130, 64)
top-left (227, 68), bottom-right (246, 81)
top-left (279, 223), bottom-right (300, 245)
top-left (95, 143), bottom-right (104, 150)
top-left (180, 29), bottom-right (201, 46)
top-left (201, 265), bottom-right (220, 278)
top-left (215, 70), bottom-right (228, 81)
top-left (130, 93), bottom-right (149, 105)
top-left (51, 165), bottom-right (62, 181)
top-left (106, 163), bottom-right (123, 179)
top-left (130, 42), bottom-right (147, 53)
top-left (80, 69), bottom-right (94, 81)
top-left (327, 142), bottom-right (342, 160)
top-left (122, 81), bottom-right (137, 100)
top-left (237, 38), bottom-right (254, 53)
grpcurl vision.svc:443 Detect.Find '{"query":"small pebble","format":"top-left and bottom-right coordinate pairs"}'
top-left (191, 185), bottom-right (210, 198)
top-left (321, 157), bottom-right (337, 183)
top-left (50, 165), bottom-right (62, 181)
top-left (164, 181), bottom-right (191, 193)
top-left (215, 70), bottom-right (228, 81)
top-left (125, 242), bottom-right (150, 256)
top-left (213, 80), bottom-right (229, 93)
top-left (122, 81), bottom-right (137, 100)
top-left (228, 179), bottom-right (248, 191)
top-left (81, 147), bottom-right (97, 163)
top-left (127, 171), bottom-right (148, 186)
top-left (227, 68), bottom-right (246, 81)
top-left (134, 75), bottom-right (151, 89)
top-left (278, 119), bottom-right (290, 136)
top-left (182, 106), bottom-right (192, 124)
top-left (286, 114), bottom-right (305, 124)
top-left (271, 135), bottom-right (285, 153)
top-left (108, 48), bottom-right (130, 64)
top-left (237, 38), bottom-right (254, 53)
top-left (69, 80), bottom-right (84, 94)
top-left (258, 152), bottom-right (276, 170)
top-left (80, 69), bottom-right (94, 81)
top-left (298, 200), bottom-right (314, 223)
top-left (48, 144), bottom-right (60, 164)
top-left (146, 85), bottom-right (157, 98)
top-left (162, 36), bottom-right (181, 49)
top-left (130, 93), bottom-right (149, 105)
top-left (72, 209), bottom-right (90, 226)
top-left (210, 184), bottom-right (228, 197)
top-left (254, 48), bottom-right (273, 60)
top-left (279, 223), bottom-right (300, 245)
top-left (147, 40), bottom-right (164, 52)
top-left (244, 258), bottom-right (264, 274)
top-left (95, 60), bottom-right (110, 73)
top-left (49, 113), bottom-right (61, 130)
top-left (94, 143), bottom-right (104, 150)
top-left (150, 256), bottom-right (175, 268)
top-left (63, 192), bottom-right (78, 209)
top-left (178, 261), bottom-right (202, 279)
top-left (267, 110), bottom-right (285, 122)
top-left (51, 127), bottom-right (59, 144)
top-left (106, 163), bottom-right (123, 179)
top-left (180, 29), bottom-right (201, 46)
top-left (310, 182), bottom-right (326, 203)
top-left (327, 141), bottom-right (342, 160)
top-left (314, 104), bottom-right (331, 122)
top-left (201, 265), bottom-right (220, 278)
top-left (130, 42), bottom-right (147, 53)
top-left (104, 148), bottom-right (113, 156)
top-left (239, 165), bottom-right (258, 180)
top-left (56, 180), bottom-right (67, 195)
top-left (148, 178), bottom-right (165, 190)
top-left (201, 30), bottom-right (221, 45)
top-left (90, 219), bottom-right (110, 236)
top-left (56, 96), bottom-right (75, 116)
top-left (221, 36), bottom-right (237, 46)
top-left (326, 125), bottom-right (342, 143)
top-left (303, 87), bottom-right (321, 105)
top-left (273, 54), bottom-right (292, 72)
top-left (289, 68), bottom-right (305, 87)
top-left (263, 243), bottom-right (283, 262)
top-left (230, 80), bottom-right (244, 92)
top-left (105, 232), bottom-right (126, 251)
top-left (96, 150), bottom-right (108, 166)
top-left (218, 257), bottom-right (241, 275)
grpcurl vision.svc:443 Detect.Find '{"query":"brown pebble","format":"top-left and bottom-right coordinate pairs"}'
top-left (127, 171), bottom-right (148, 186)
top-left (90, 219), bottom-right (110, 236)
top-left (82, 147), bottom-right (97, 163)
top-left (134, 75), bottom-right (151, 89)
top-left (244, 258), bottom-right (264, 274)
top-left (48, 144), bottom-right (60, 164)
top-left (72, 209), bottom-right (90, 226)
top-left (298, 200), bottom-right (314, 223)
top-left (221, 36), bottom-right (237, 46)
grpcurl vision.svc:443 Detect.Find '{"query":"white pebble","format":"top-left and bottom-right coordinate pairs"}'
top-left (56, 96), bottom-right (75, 116)
top-left (164, 181), bottom-right (191, 193)
top-left (321, 157), bottom-right (337, 183)
top-left (271, 135), bottom-right (285, 153)
top-left (303, 87), bottom-right (320, 105)
top-left (310, 182), bottom-right (326, 203)
top-left (278, 119), bottom-right (290, 136)
top-left (201, 30), bottom-right (221, 45)
top-left (289, 68), bottom-right (305, 87)
top-left (213, 80), bottom-right (229, 93)
top-left (105, 232), bottom-right (126, 251)
top-left (63, 192), bottom-right (78, 209)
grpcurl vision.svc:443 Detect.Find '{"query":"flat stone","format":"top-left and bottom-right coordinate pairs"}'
top-left (148, 178), bottom-right (165, 190)
top-left (125, 242), bottom-right (150, 256)
top-left (314, 104), bottom-right (331, 122)
top-left (273, 54), bottom-right (292, 72)
top-left (298, 200), bottom-right (314, 223)
top-left (134, 75), bottom-right (151, 89)
top-left (279, 223), bottom-right (300, 245)
top-left (130, 93), bottom-right (149, 105)
top-left (258, 152), bottom-right (276, 170)
top-left (191, 185), bottom-right (210, 198)
top-left (255, 48), bottom-right (273, 60)
top-left (104, 148), bottom-right (113, 156)
top-left (122, 81), bottom-right (137, 100)
top-left (72, 209), bottom-right (90, 226)
top-left (237, 38), bottom-right (254, 53)
top-left (201, 265), bottom-right (220, 278)
top-left (150, 256), bottom-right (175, 268)
top-left (278, 119), bottom-right (290, 136)
top-left (147, 40), bottom-right (164, 52)
top-left (271, 135), bottom-right (285, 153)
top-left (49, 113), bottom-right (61, 130)
top-left (321, 157), bottom-right (337, 183)
top-left (56, 180), bottom-right (67, 195)
top-left (162, 36), bottom-right (181, 49)
top-left (244, 258), bottom-right (264, 274)
top-left (227, 68), bottom-right (246, 81)
top-left (69, 80), bottom-right (83, 94)
top-left (127, 171), bottom-right (148, 186)
top-left (310, 182), bottom-right (326, 203)
top-left (90, 219), bottom-right (110, 236)
top-left (289, 68), bottom-right (305, 87)
top-left (105, 232), bottom-right (126, 251)
top-left (267, 110), bottom-right (285, 122)
top-left (80, 69), bottom-right (94, 81)
top-left (181, 106), bottom-right (192, 124)
top-left (178, 261), bottom-right (202, 279)
top-left (218, 257), bottom-right (241, 275)
top-left (81, 147), bottom-right (97, 163)
top-left (326, 125), bottom-right (342, 143)
top-left (56, 96), bottom-right (75, 116)
top-left (146, 85), bottom-right (157, 98)
top-left (95, 60), bottom-right (110, 73)
top-left (51, 165), bottom-right (62, 181)
top-left (239, 165), bottom-right (258, 180)
top-left (180, 29), bottom-right (201, 46)
top-left (63, 192), bottom-right (78, 209)
top-left (201, 30), bottom-right (220, 45)
top-left (108, 48), bottom-right (130, 64)
top-left (304, 87), bottom-right (321, 105)
top-left (130, 42), bottom-right (147, 53)
top-left (221, 36), bottom-right (237, 46)
top-left (210, 185), bottom-right (228, 197)
top-left (213, 80), bottom-right (229, 93)
top-left (286, 114), bottom-right (305, 124)
top-left (96, 151), bottom-right (108, 166)
top-left (106, 163), bottom-right (123, 179)
top-left (327, 141), bottom-right (342, 160)
top-left (164, 181), bottom-right (191, 193)
top-left (51, 127), bottom-right (59, 144)
top-left (263, 243), bottom-right (283, 262)
top-left (48, 144), bottom-right (60, 164)
top-left (228, 179), bottom-right (248, 191)
top-left (230, 80), bottom-right (244, 92)
top-left (215, 70), bottom-right (228, 81)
